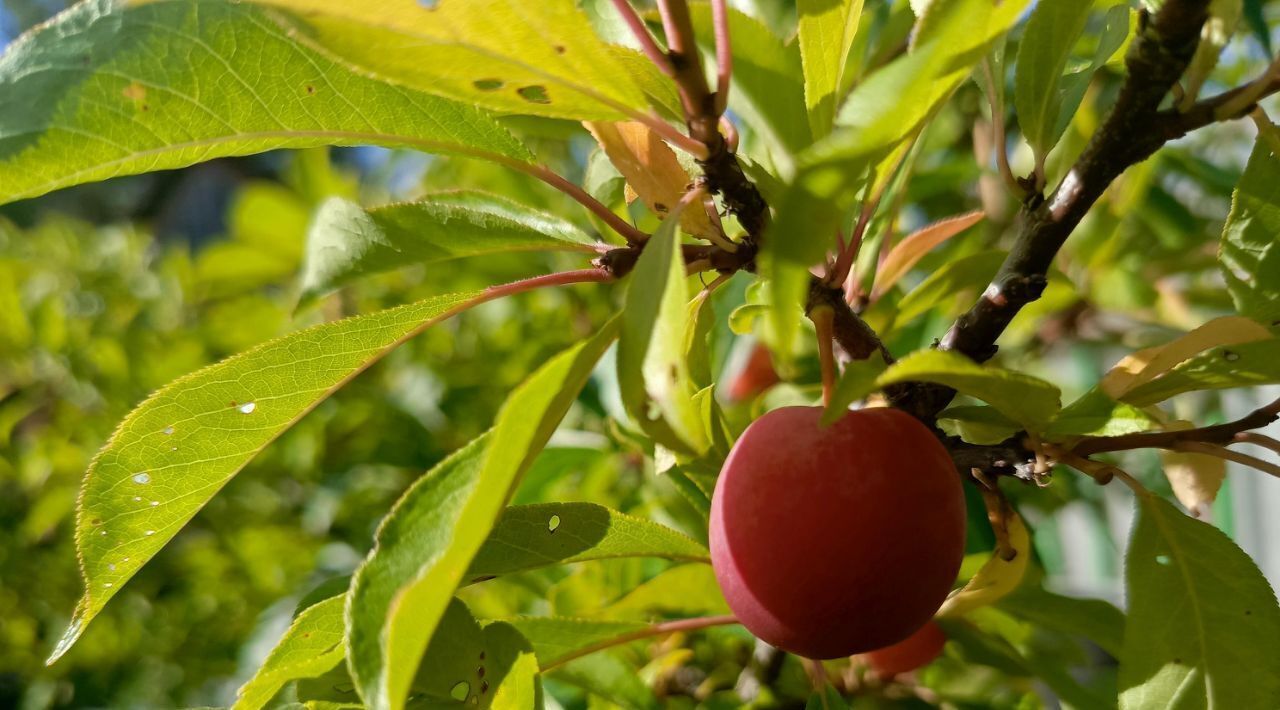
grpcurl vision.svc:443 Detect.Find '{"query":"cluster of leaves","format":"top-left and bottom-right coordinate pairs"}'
top-left (2, 0), bottom-right (1280, 708)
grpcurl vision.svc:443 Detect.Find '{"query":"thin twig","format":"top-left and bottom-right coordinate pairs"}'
top-left (1073, 396), bottom-right (1280, 456)
top-left (481, 268), bottom-right (614, 301)
top-left (711, 0), bottom-right (732, 117)
top-left (981, 57), bottom-right (1022, 197)
top-left (515, 162), bottom-right (650, 244)
top-left (1232, 431), bottom-right (1280, 457)
top-left (1212, 53), bottom-right (1280, 120)
top-left (540, 615), bottom-right (738, 672)
top-left (1174, 441), bottom-right (1280, 478)
top-left (611, 0), bottom-right (675, 76)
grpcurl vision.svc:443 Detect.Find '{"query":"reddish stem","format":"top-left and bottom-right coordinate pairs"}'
top-left (515, 162), bottom-right (649, 244)
top-left (711, 0), bottom-right (732, 116)
top-left (612, 0), bottom-right (675, 76)
top-left (812, 306), bottom-right (837, 407)
top-left (482, 268), bottom-right (613, 301)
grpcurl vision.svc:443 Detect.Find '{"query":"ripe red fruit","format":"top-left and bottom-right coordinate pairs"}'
top-left (709, 406), bottom-right (965, 659)
top-left (862, 619), bottom-right (947, 677)
top-left (726, 343), bottom-right (780, 402)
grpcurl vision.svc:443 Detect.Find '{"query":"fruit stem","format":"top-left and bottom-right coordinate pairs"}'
top-left (811, 305), bottom-right (837, 408)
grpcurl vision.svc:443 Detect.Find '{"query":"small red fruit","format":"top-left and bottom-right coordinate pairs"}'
top-left (709, 406), bottom-right (965, 659)
top-left (726, 343), bottom-right (780, 402)
top-left (862, 619), bottom-right (947, 677)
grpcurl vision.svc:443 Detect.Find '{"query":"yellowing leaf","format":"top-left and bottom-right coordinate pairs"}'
top-left (251, 0), bottom-right (651, 120)
top-left (1100, 316), bottom-right (1272, 399)
top-left (1159, 420), bottom-right (1227, 515)
top-left (585, 122), bottom-right (716, 238)
top-left (873, 210), bottom-right (985, 297)
top-left (937, 510), bottom-right (1030, 618)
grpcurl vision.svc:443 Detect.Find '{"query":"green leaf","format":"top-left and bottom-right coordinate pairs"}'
top-left (549, 652), bottom-right (658, 710)
top-left (878, 250), bottom-right (1007, 330)
top-left (1046, 388), bottom-right (1161, 438)
top-left (504, 617), bottom-right (648, 669)
top-left (688, 4), bottom-right (811, 158)
top-left (1220, 138), bottom-right (1280, 324)
top-left (767, 0), bottom-right (1032, 292)
top-left (937, 405), bottom-right (1023, 445)
top-left (410, 598), bottom-right (540, 708)
top-left (253, 0), bottom-right (652, 120)
top-left (50, 289), bottom-right (488, 664)
top-left (348, 319), bottom-right (619, 710)
top-left (1118, 494), bottom-right (1280, 709)
top-left (234, 596), bottom-right (347, 710)
top-left (1013, 0), bottom-right (1094, 162)
top-left (1121, 338), bottom-right (1280, 407)
top-left (804, 686), bottom-right (851, 710)
top-left (300, 193), bottom-right (598, 304)
top-left (797, 0), bottom-right (865, 140)
top-left (833, 350), bottom-right (1061, 432)
top-left (467, 502), bottom-right (708, 580)
top-left (618, 217), bottom-right (707, 455)
top-left (0, 0), bottom-right (533, 205)
top-left (822, 351), bottom-right (889, 425)
top-left (606, 564), bottom-right (730, 619)
top-left (997, 585), bottom-right (1125, 659)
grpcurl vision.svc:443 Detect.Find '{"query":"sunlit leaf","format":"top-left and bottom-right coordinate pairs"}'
top-left (1120, 337), bottom-right (1280, 407)
top-left (50, 289), bottom-right (490, 664)
top-left (605, 564), bottom-right (730, 619)
top-left (797, 0), bottom-right (865, 139)
top-left (1160, 442), bottom-right (1227, 516)
top-left (1100, 315), bottom-right (1272, 400)
top-left (234, 596), bottom-right (346, 710)
top-left (873, 211), bottom-right (985, 298)
top-left (1119, 494), bottom-right (1280, 709)
top-left (348, 319), bottom-right (618, 710)
top-left (938, 510), bottom-right (1030, 617)
top-left (586, 122), bottom-right (716, 237)
top-left (1013, 0), bottom-right (1094, 163)
top-left (0, 0), bottom-right (533, 205)
top-left (300, 193), bottom-right (598, 304)
top-left (253, 0), bottom-right (652, 120)
top-left (1046, 388), bottom-right (1161, 439)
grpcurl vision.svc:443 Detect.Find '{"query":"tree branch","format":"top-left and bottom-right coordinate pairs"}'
top-left (1071, 397), bottom-right (1280, 456)
top-left (907, 1), bottom-right (1213, 420)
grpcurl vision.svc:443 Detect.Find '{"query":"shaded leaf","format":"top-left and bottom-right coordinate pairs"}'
top-left (1118, 494), bottom-right (1280, 709)
top-left (1046, 388), bottom-right (1161, 439)
top-left (0, 0), bottom-right (532, 205)
top-left (618, 218), bottom-right (707, 455)
top-left (300, 193), bottom-right (598, 303)
top-left (1013, 0), bottom-right (1095, 161)
top-left (504, 617), bottom-right (648, 669)
top-left (937, 405), bottom-right (1023, 445)
top-left (467, 502), bottom-right (708, 580)
top-left (997, 585), bottom-right (1126, 658)
top-left (1220, 137), bottom-right (1280, 324)
top-left (51, 289), bottom-right (489, 663)
top-left (234, 596), bottom-right (346, 710)
top-left (822, 351), bottom-right (889, 425)
top-left (348, 321), bottom-right (619, 710)
top-left (606, 565), bottom-right (730, 619)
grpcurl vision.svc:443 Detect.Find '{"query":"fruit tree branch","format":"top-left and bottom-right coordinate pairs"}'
top-left (909, 0), bottom-right (1213, 420)
top-left (1070, 396), bottom-right (1280, 456)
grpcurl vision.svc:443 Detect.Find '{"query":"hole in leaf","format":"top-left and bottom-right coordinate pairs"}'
top-left (517, 85), bottom-right (551, 104)
top-left (480, 680), bottom-right (489, 694)
top-left (305, 85), bottom-right (316, 95)
top-left (239, 402), bottom-right (257, 414)
top-left (450, 681), bottom-right (470, 701)
top-left (1223, 349), bottom-right (1240, 361)
top-left (548, 514), bottom-right (561, 533)
top-left (144, 530), bottom-right (156, 536)
top-left (473, 78), bottom-right (504, 91)
top-left (477, 666), bottom-right (485, 678)
top-left (133, 472), bottom-right (151, 484)
top-left (1155, 554), bottom-right (1171, 566)
top-left (162, 425), bottom-right (174, 435)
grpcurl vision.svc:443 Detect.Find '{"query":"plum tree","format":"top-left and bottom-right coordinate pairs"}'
top-left (709, 406), bottom-right (966, 659)
top-left (861, 619), bottom-right (948, 678)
